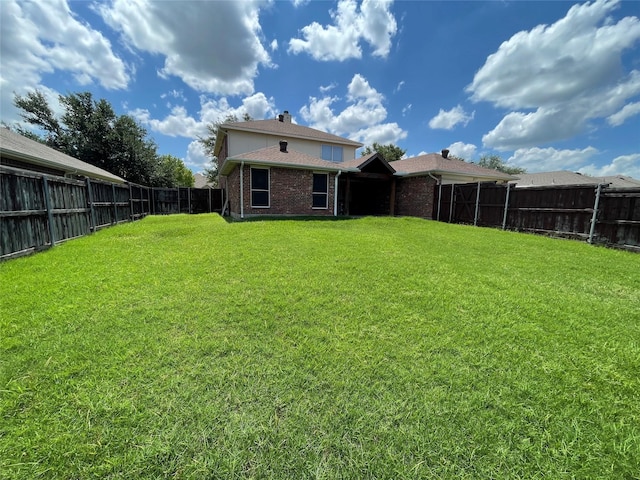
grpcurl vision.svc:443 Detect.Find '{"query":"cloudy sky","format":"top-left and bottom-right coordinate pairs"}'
top-left (1, 0), bottom-right (639, 177)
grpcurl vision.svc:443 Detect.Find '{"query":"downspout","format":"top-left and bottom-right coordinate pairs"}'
top-left (334, 170), bottom-right (342, 216)
top-left (428, 173), bottom-right (441, 221)
top-left (240, 161), bottom-right (245, 219)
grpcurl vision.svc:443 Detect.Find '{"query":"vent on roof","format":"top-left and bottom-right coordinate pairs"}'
top-left (279, 140), bottom-right (288, 152)
top-left (441, 149), bottom-right (450, 159)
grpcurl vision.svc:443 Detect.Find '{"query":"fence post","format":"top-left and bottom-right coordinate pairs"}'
top-left (502, 183), bottom-right (511, 230)
top-left (474, 181), bottom-right (481, 226)
top-left (448, 184), bottom-right (455, 223)
top-left (86, 178), bottom-right (96, 232)
top-left (177, 188), bottom-right (180, 214)
top-left (42, 176), bottom-right (56, 247)
top-left (188, 187), bottom-right (192, 214)
top-left (437, 182), bottom-right (442, 221)
top-left (112, 184), bottom-right (117, 224)
top-left (208, 187), bottom-right (212, 213)
top-left (129, 184), bottom-right (134, 221)
top-left (588, 183), bottom-right (604, 244)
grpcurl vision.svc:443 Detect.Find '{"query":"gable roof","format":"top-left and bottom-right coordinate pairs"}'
top-left (511, 170), bottom-right (640, 188)
top-left (219, 145), bottom-right (359, 175)
top-left (392, 153), bottom-right (515, 181)
top-left (0, 128), bottom-right (125, 183)
top-left (214, 118), bottom-right (363, 156)
top-left (341, 152), bottom-right (396, 173)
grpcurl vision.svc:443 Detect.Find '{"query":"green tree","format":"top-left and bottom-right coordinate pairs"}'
top-left (153, 154), bottom-right (195, 187)
top-left (199, 113), bottom-right (252, 186)
top-left (13, 90), bottom-right (163, 185)
top-left (360, 142), bottom-right (406, 162)
top-left (478, 154), bottom-right (526, 175)
top-left (13, 90), bottom-right (62, 147)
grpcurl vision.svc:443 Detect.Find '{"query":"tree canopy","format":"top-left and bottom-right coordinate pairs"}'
top-left (477, 155), bottom-right (526, 175)
top-left (199, 113), bottom-right (252, 186)
top-left (360, 142), bottom-right (406, 162)
top-left (12, 90), bottom-right (193, 187)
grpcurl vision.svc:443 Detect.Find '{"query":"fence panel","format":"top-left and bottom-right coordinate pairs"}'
top-left (1, 167), bottom-right (50, 257)
top-left (152, 188), bottom-right (222, 214)
top-left (595, 188), bottom-right (640, 250)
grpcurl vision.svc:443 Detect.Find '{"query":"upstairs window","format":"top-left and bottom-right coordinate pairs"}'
top-left (321, 145), bottom-right (343, 162)
top-left (312, 173), bottom-right (329, 209)
top-left (251, 167), bottom-right (269, 208)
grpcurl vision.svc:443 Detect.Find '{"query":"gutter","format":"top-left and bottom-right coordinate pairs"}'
top-left (240, 161), bottom-right (245, 219)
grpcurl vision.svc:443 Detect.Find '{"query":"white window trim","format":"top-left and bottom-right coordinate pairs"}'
top-left (250, 167), bottom-right (270, 208)
top-left (312, 172), bottom-right (329, 209)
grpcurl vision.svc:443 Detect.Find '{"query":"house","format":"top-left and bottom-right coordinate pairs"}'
top-left (193, 173), bottom-right (214, 188)
top-left (510, 170), bottom-right (640, 188)
top-left (216, 113), bottom-right (515, 219)
top-left (0, 127), bottom-right (125, 183)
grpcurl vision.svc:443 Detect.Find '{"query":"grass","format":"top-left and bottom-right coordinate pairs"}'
top-left (1, 214), bottom-right (639, 479)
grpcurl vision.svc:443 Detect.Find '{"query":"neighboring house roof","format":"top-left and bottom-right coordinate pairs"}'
top-left (0, 127), bottom-right (125, 183)
top-left (392, 153), bottom-right (515, 181)
top-left (193, 173), bottom-right (213, 188)
top-left (214, 118), bottom-right (363, 156)
top-left (510, 170), bottom-right (640, 188)
top-left (220, 145), bottom-right (360, 175)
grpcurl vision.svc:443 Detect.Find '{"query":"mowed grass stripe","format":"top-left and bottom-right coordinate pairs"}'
top-left (1, 214), bottom-right (639, 478)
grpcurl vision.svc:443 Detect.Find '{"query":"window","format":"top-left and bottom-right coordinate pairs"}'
top-left (321, 145), bottom-right (343, 162)
top-left (312, 173), bottom-right (329, 209)
top-left (251, 168), bottom-right (269, 207)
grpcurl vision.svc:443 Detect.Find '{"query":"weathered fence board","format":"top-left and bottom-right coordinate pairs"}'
top-left (2, 165), bottom-right (223, 260)
top-left (434, 182), bottom-right (640, 251)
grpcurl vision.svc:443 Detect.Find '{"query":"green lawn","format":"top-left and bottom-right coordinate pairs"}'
top-left (1, 214), bottom-right (639, 479)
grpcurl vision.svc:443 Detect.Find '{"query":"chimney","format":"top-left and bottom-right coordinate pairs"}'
top-left (282, 110), bottom-right (292, 123)
top-left (278, 114), bottom-right (284, 122)
top-left (441, 149), bottom-right (450, 159)
top-left (279, 140), bottom-right (288, 152)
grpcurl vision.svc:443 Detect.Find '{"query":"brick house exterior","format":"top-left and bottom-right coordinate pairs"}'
top-left (216, 114), bottom-right (515, 220)
top-left (224, 164), bottom-right (336, 217)
top-left (395, 176), bottom-right (437, 218)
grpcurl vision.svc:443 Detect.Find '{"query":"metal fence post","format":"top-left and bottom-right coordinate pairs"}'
top-left (42, 176), bottom-right (56, 247)
top-left (437, 182), bottom-right (442, 221)
top-left (86, 178), bottom-right (96, 232)
top-left (448, 185), bottom-right (455, 223)
top-left (502, 183), bottom-right (511, 230)
top-left (474, 181), bottom-right (481, 226)
top-left (588, 183), bottom-right (604, 244)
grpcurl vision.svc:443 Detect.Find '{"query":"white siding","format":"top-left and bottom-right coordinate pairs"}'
top-left (229, 131), bottom-right (357, 161)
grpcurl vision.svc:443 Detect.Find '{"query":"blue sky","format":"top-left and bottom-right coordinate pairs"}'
top-left (1, 0), bottom-right (639, 178)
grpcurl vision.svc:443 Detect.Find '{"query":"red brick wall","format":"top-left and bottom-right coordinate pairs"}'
top-left (223, 165), bottom-right (336, 217)
top-left (395, 176), bottom-right (437, 219)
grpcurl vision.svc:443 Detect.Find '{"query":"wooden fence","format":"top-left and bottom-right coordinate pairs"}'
top-left (434, 182), bottom-right (640, 251)
top-left (1, 165), bottom-right (222, 260)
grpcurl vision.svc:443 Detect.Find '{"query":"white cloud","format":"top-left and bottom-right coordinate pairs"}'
top-left (0, 0), bottom-right (128, 123)
top-left (447, 142), bottom-right (477, 161)
top-left (270, 39), bottom-right (278, 51)
top-left (402, 104), bottom-right (412, 116)
top-left (299, 73), bottom-right (406, 145)
top-left (428, 105), bottom-right (474, 130)
top-left (468, 0), bottom-right (640, 149)
top-left (288, 0), bottom-right (397, 61)
top-left (395, 80), bottom-right (405, 93)
top-left (98, 0), bottom-right (272, 95)
top-left (506, 146), bottom-right (599, 173)
top-left (579, 153), bottom-right (640, 178)
top-left (185, 140), bottom-right (210, 172)
top-left (319, 82), bottom-right (337, 93)
top-left (607, 101), bottom-right (640, 126)
top-left (483, 71), bottom-right (640, 150)
top-left (131, 92), bottom-right (277, 139)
